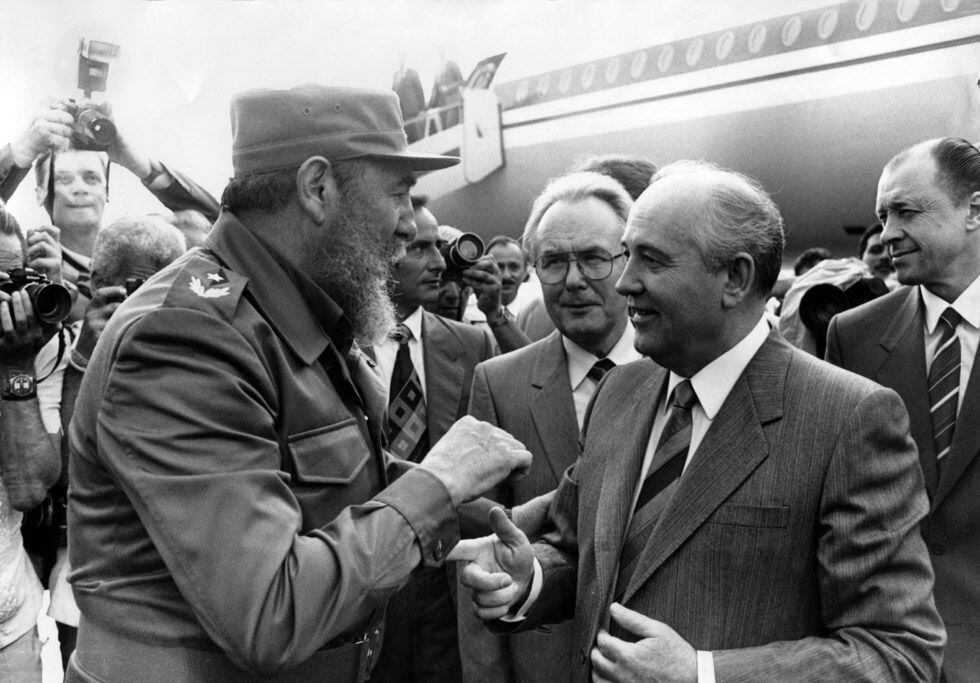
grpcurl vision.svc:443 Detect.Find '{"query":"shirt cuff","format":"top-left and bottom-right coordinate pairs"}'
top-left (499, 556), bottom-right (542, 622)
top-left (697, 650), bottom-right (715, 683)
top-left (374, 465), bottom-right (459, 567)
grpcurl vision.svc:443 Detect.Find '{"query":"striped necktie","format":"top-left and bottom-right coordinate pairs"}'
top-left (587, 358), bottom-right (616, 383)
top-left (614, 380), bottom-right (698, 599)
top-left (387, 324), bottom-right (429, 462)
top-left (929, 307), bottom-right (962, 467)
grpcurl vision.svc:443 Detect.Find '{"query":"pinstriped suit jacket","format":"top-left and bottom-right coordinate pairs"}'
top-left (827, 285), bottom-right (980, 683)
top-left (522, 331), bottom-right (945, 682)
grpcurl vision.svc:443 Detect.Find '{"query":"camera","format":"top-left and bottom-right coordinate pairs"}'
top-left (65, 38), bottom-right (120, 151)
top-left (125, 276), bottom-right (146, 297)
top-left (439, 232), bottom-right (484, 282)
top-left (0, 268), bottom-right (73, 325)
top-left (64, 99), bottom-right (116, 152)
top-left (799, 277), bottom-right (889, 357)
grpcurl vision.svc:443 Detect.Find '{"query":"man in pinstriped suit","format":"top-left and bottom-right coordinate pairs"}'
top-left (453, 160), bottom-right (944, 682)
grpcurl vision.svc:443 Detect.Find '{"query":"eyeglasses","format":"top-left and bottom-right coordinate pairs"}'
top-left (534, 248), bottom-right (625, 285)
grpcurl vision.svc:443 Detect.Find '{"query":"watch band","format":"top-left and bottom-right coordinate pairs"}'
top-left (1, 372), bottom-right (37, 400)
top-left (487, 307), bottom-right (512, 329)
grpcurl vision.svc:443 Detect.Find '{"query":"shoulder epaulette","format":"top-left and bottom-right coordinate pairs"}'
top-left (162, 255), bottom-right (248, 321)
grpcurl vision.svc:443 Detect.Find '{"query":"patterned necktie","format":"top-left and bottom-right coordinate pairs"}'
top-left (587, 358), bottom-right (616, 383)
top-left (387, 324), bottom-right (429, 462)
top-left (929, 307), bottom-right (962, 467)
top-left (615, 380), bottom-right (698, 599)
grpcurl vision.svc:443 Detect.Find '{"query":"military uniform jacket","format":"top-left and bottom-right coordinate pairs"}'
top-left (67, 211), bottom-right (458, 676)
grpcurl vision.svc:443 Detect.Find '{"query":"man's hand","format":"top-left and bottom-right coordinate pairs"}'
top-left (418, 415), bottom-right (531, 505)
top-left (511, 489), bottom-right (556, 538)
top-left (591, 603), bottom-right (698, 683)
top-left (0, 288), bottom-right (56, 368)
top-left (8, 103), bottom-right (73, 167)
top-left (462, 256), bottom-right (504, 319)
top-left (26, 225), bottom-right (63, 284)
top-left (101, 105), bottom-right (153, 180)
top-left (450, 507), bottom-right (535, 620)
top-left (74, 285), bottom-right (126, 361)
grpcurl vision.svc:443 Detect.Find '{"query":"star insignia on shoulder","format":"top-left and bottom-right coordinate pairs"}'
top-left (189, 274), bottom-right (230, 298)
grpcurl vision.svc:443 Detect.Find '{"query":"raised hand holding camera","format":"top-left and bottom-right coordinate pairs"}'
top-left (26, 225), bottom-right (63, 285)
top-left (8, 103), bottom-right (74, 167)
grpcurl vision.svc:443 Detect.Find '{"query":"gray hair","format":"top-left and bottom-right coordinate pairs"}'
top-left (522, 171), bottom-right (633, 260)
top-left (91, 215), bottom-right (187, 288)
top-left (651, 160), bottom-right (784, 295)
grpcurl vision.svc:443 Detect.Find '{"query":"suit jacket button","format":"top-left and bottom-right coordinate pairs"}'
top-left (434, 539), bottom-right (444, 561)
top-left (931, 542), bottom-right (946, 555)
top-left (580, 647), bottom-right (588, 664)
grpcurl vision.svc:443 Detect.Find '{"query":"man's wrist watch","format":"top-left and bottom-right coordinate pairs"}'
top-left (1, 371), bottom-right (37, 400)
top-left (487, 308), bottom-right (511, 329)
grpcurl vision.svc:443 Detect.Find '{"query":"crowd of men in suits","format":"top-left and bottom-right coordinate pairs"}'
top-left (0, 83), bottom-right (977, 683)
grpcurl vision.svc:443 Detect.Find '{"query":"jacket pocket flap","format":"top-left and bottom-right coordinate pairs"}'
top-left (710, 504), bottom-right (789, 528)
top-left (288, 419), bottom-right (370, 485)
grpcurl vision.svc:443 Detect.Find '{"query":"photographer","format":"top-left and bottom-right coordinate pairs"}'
top-left (418, 199), bottom-right (531, 353)
top-left (0, 206), bottom-right (64, 681)
top-left (1, 99), bottom-right (218, 318)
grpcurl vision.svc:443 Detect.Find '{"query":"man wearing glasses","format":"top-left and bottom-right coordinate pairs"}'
top-left (458, 171), bottom-right (641, 683)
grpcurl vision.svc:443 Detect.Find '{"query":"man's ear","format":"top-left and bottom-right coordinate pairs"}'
top-left (965, 190), bottom-right (980, 232)
top-left (296, 156), bottom-right (338, 225)
top-left (721, 253), bottom-right (756, 308)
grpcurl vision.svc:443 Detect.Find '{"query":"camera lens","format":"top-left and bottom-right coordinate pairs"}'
top-left (76, 109), bottom-right (117, 146)
top-left (454, 234), bottom-right (483, 263)
top-left (28, 283), bottom-right (73, 325)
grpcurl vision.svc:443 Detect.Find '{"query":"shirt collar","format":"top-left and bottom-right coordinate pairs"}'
top-left (206, 210), bottom-right (352, 363)
top-left (920, 275), bottom-right (980, 334)
top-left (398, 306), bottom-right (424, 343)
top-left (668, 315), bottom-right (770, 420)
top-left (562, 322), bottom-right (642, 390)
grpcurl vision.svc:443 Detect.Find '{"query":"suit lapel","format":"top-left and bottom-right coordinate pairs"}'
top-left (934, 336), bottom-right (980, 507)
top-left (592, 366), bottom-right (666, 605)
top-left (619, 333), bottom-right (785, 603)
top-left (873, 289), bottom-right (938, 494)
top-left (528, 332), bottom-right (581, 483)
top-left (421, 311), bottom-right (465, 443)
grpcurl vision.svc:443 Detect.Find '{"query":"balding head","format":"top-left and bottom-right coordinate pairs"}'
top-left (618, 161), bottom-right (783, 376)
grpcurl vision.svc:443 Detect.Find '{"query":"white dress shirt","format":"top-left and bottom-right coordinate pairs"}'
top-left (374, 306), bottom-right (427, 401)
top-left (920, 276), bottom-right (980, 411)
top-left (562, 323), bottom-right (643, 429)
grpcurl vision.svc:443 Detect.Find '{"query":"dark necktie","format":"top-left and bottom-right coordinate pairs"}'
top-left (387, 324), bottom-right (429, 462)
top-left (587, 357), bottom-right (616, 383)
top-left (929, 307), bottom-right (962, 468)
top-left (615, 379), bottom-right (698, 599)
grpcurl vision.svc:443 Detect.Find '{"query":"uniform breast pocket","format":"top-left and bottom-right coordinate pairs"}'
top-left (287, 419), bottom-right (371, 485)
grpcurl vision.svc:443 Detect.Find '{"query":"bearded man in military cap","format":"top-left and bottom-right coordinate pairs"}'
top-left (65, 85), bottom-right (531, 682)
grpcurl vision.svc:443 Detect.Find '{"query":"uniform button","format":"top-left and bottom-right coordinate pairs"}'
top-left (931, 543), bottom-right (947, 555)
top-left (434, 540), bottom-right (444, 560)
top-left (580, 647), bottom-right (588, 664)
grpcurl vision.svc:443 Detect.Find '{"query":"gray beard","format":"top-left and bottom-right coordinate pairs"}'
top-left (307, 199), bottom-right (397, 346)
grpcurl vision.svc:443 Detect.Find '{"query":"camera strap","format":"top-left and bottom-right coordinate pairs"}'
top-left (36, 325), bottom-right (71, 384)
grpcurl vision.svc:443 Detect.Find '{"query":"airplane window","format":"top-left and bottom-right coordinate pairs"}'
top-left (782, 16), bottom-right (802, 46)
top-left (716, 31), bottom-right (735, 60)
